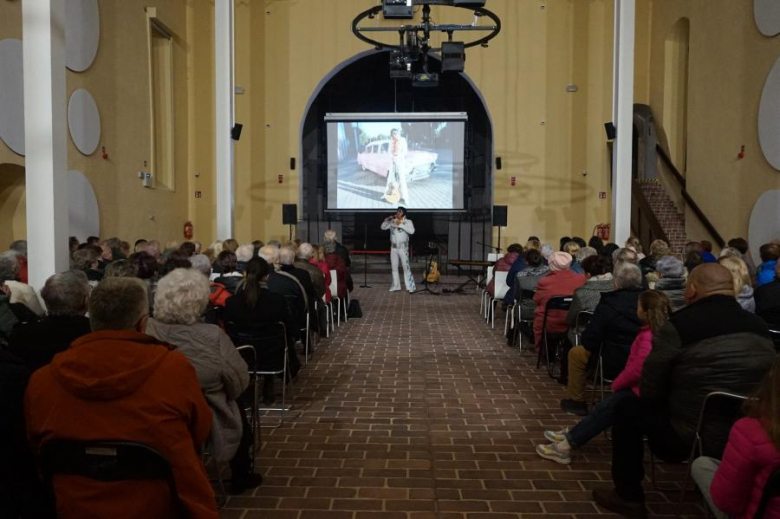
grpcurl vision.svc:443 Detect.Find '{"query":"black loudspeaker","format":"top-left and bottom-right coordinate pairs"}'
top-left (282, 204), bottom-right (297, 225)
top-left (604, 122), bottom-right (616, 140)
top-left (495, 156), bottom-right (502, 170)
top-left (492, 206), bottom-right (507, 227)
top-left (231, 123), bottom-right (243, 141)
top-left (290, 157), bottom-right (296, 170)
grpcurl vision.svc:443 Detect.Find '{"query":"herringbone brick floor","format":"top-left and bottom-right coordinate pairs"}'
top-left (220, 275), bottom-right (704, 518)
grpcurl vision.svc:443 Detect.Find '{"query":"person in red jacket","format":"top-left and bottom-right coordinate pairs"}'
top-left (532, 251), bottom-right (585, 350)
top-left (692, 356), bottom-right (780, 519)
top-left (24, 277), bottom-right (218, 519)
top-left (535, 290), bottom-right (672, 465)
top-left (485, 243), bottom-right (523, 298)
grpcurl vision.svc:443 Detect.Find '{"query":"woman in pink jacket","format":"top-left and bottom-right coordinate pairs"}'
top-left (692, 356), bottom-right (780, 519)
top-left (536, 290), bottom-right (672, 464)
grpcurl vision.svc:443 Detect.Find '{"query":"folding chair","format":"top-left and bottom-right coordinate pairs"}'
top-left (573, 310), bottom-right (593, 346)
top-left (588, 340), bottom-right (628, 405)
top-left (39, 439), bottom-right (187, 518)
top-left (755, 465), bottom-right (780, 519)
top-left (510, 288), bottom-right (536, 353)
top-left (226, 321), bottom-right (295, 427)
top-left (487, 271), bottom-right (508, 329)
top-left (480, 266), bottom-right (494, 318)
top-left (535, 295), bottom-right (573, 379)
top-left (329, 269), bottom-right (344, 326)
top-left (321, 295), bottom-right (333, 337)
top-left (678, 391), bottom-right (748, 504)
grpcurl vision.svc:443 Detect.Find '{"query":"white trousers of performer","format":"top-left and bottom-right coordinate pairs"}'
top-left (386, 163), bottom-right (410, 203)
top-left (390, 246), bottom-right (416, 292)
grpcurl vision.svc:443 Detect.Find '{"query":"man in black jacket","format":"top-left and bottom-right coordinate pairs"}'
top-left (561, 262), bottom-right (643, 416)
top-left (593, 263), bottom-right (776, 517)
top-left (754, 260), bottom-right (780, 327)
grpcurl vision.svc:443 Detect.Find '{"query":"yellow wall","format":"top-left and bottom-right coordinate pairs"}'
top-left (647, 0), bottom-right (780, 244)
top-left (0, 0), bottom-right (193, 246)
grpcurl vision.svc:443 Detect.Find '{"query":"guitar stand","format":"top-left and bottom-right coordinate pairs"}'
top-left (413, 253), bottom-right (440, 296)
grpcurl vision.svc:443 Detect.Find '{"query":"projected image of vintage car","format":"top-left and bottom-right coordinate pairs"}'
top-left (357, 140), bottom-right (438, 181)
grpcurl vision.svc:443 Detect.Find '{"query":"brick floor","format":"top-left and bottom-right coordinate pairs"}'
top-left (220, 276), bottom-right (704, 518)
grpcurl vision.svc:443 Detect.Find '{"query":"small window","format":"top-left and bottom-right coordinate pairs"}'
top-left (147, 12), bottom-right (174, 190)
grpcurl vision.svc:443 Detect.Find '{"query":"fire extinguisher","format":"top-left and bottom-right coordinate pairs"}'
top-left (183, 221), bottom-right (194, 240)
top-left (593, 223), bottom-right (611, 241)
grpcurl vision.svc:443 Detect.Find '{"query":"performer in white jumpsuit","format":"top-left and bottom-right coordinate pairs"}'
top-left (385, 129), bottom-right (410, 205)
top-left (381, 207), bottom-right (416, 293)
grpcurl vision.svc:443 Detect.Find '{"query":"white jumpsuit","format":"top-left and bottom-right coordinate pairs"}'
top-left (381, 217), bottom-right (416, 292)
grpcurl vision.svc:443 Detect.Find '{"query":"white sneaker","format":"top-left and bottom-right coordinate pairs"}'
top-left (535, 441), bottom-right (572, 465)
top-left (544, 428), bottom-right (569, 443)
top-left (389, 287), bottom-right (401, 292)
top-left (407, 289), bottom-right (415, 294)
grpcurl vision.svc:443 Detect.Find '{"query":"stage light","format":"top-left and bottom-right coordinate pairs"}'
top-left (389, 51), bottom-right (413, 78)
top-left (413, 72), bottom-right (439, 87)
top-left (441, 41), bottom-right (465, 72)
top-left (383, 0), bottom-right (414, 19)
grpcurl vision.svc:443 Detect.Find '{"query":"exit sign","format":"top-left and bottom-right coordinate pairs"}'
top-left (599, 191), bottom-right (607, 199)
top-left (194, 191), bottom-right (202, 199)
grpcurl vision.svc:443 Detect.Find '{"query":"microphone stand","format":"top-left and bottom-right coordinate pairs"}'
top-left (476, 241), bottom-right (502, 253)
top-left (360, 223), bottom-right (372, 288)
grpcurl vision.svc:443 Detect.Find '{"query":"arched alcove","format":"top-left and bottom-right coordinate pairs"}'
top-left (663, 18), bottom-right (690, 172)
top-left (299, 51), bottom-right (493, 251)
top-left (0, 163), bottom-right (27, 246)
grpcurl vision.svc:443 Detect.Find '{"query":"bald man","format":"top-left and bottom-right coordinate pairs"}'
top-left (593, 264), bottom-right (776, 516)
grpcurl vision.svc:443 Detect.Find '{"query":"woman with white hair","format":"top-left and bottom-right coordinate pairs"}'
top-left (145, 268), bottom-right (261, 494)
top-left (719, 256), bottom-right (755, 313)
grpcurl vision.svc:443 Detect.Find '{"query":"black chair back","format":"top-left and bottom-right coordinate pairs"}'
top-left (696, 391), bottom-right (748, 459)
top-left (755, 465), bottom-right (780, 519)
top-left (39, 439), bottom-right (186, 517)
top-left (225, 321), bottom-right (287, 373)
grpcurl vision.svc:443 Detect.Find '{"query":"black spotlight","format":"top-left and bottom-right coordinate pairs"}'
top-left (383, 0), bottom-right (414, 19)
top-left (441, 41), bottom-right (465, 72)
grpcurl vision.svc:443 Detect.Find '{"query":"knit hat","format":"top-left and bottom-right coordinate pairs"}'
top-left (548, 251), bottom-right (573, 272)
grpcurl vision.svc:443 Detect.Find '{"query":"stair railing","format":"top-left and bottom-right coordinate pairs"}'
top-left (655, 144), bottom-right (725, 248)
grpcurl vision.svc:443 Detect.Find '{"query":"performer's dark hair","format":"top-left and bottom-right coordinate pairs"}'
top-left (391, 128), bottom-right (399, 135)
top-left (397, 207), bottom-right (407, 217)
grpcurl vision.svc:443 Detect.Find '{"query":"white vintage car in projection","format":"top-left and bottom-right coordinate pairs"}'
top-left (357, 140), bottom-right (438, 181)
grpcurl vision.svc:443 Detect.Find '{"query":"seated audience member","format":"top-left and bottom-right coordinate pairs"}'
top-left (312, 245), bottom-right (333, 305)
top-left (592, 263), bottom-right (776, 516)
top-left (0, 251), bottom-right (44, 317)
top-left (133, 251), bottom-right (161, 311)
top-left (208, 240), bottom-right (224, 270)
top-left (71, 248), bottom-right (103, 282)
top-left (559, 236), bottom-right (572, 251)
top-left (10, 240), bottom-right (28, 284)
top-left (103, 259), bottom-right (138, 278)
top-left (144, 241), bottom-right (163, 264)
top-left (214, 251), bottom-right (243, 294)
top-left (222, 238), bottom-right (239, 255)
top-left (223, 257), bottom-right (300, 396)
top-left (541, 244), bottom-right (554, 263)
top-left (611, 247), bottom-right (638, 267)
top-left (486, 243), bottom-right (522, 298)
top-left (324, 240), bottom-right (350, 299)
top-left (757, 242), bottom-right (780, 287)
top-left (532, 251), bottom-right (585, 351)
top-left (719, 246), bottom-right (742, 260)
top-left (561, 262), bottom-right (643, 416)
top-left (252, 240), bottom-right (264, 257)
top-left (625, 237), bottom-right (645, 260)
top-left (691, 356), bottom-right (780, 519)
top-left (178, 241), bottom-right (196, 258)
top-left (259, 245), bottom-right (306, 339)
top-left (719, 256), bottom-right (755, 313)
top-left (602, 242), bottom-right (620, 261)
top-left (700, 240), bottom-right (717, 263)
top-left (538, 290), bottom-right (672, 464)
top-left (85, 236), bottom-right (100, 246)
top-left (8, 271), bottom-right (91, 373)
top-left (24, 277), bottom-right (218, 518)
top-left (638, 239), bottom-right (670, 275)
top-left (685, 250), bottom-right (704, 273)
top-left (69, 236), bottom-right (80, 253)
top-left (189, 254), bottom-right (212, 279)
top-left (324, 229), bottom-right (351, 269)
top-left (235, 244), bottom-right (254, 273)
top-left (563, 241), bottom-right (582, 273)
top-left (728, 237), bottom-right (757, 284)
top-left (295, 243), bottom-right (326, 301)
top-left (755, 261), bottom-right (780, 328)
top-left (571, 246), bottom-right (597, 275)
top-left (133, 239), bottom-right (148, 254)
top-left (652, 255), bottom-right (687, 311)
top-left (565, 255), bottom-right (614, 345)
top-left (280, 246), bottom-right (316, 330)
top-left (120, 241), bottom-right (131, 258)
top-left (525, 237), bottom-right (541, 251)
top-left (508, 248), bottom-right (550, 316)
top-left (588, 236), bottom-right (605, 255)
top-left (103, 237), bottom-right (125, 261)
top-left (146, 268), bottom-right (261, 493)
top-left (571, 237), bottom-right (587, 249)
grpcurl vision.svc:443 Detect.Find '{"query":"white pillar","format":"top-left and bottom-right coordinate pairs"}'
top-left (23, 0), bottom-right (69, 290)
top-left (215, 0), bottom-right (235, 240)
top-left (611, 0), bottom-right (635, 245)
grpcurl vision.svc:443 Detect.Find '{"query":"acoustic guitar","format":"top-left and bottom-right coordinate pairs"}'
top-left (426, 260), bottom-right (441, 283)
top-left (382, 166), bottom-right (402, 204)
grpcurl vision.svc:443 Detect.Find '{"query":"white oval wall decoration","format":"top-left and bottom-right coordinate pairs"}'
top-left (0, 39), bottom-right (25, 156)
top-left (68, 88), bottom-right (101, 156)
top-left (65, 0), bottom-right (100, 72)
top-left (755, 0), bottom-right (780, 37)
top-left (68, 170), bottom-right (100, 242)
top-left (749, 190), bottom-right (780, 261)
top-left (759, 57), bottom-right (780, 171)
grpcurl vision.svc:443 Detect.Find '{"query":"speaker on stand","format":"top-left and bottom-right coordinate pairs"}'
top-left (283, 204), bottom-right (297, 241)
top-left (492, 205), bottom-right (507, 253)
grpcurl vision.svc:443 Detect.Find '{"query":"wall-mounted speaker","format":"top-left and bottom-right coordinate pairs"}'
top-left (492, 205), bottom-right (507, 227)
top-left (231, 123), bottom-right (243, 141)
top-left (604, 122), bottom-right (616, 141)
top-left (290, 157), bottom-right (296, 170)
top-left (495, 156), bottom-right (502, 170)
top-left (282, 204), bottom-right (297, 225)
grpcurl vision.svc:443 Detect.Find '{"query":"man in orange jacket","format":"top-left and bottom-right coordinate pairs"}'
top-left (25, 277), bottom-right (218, 519)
